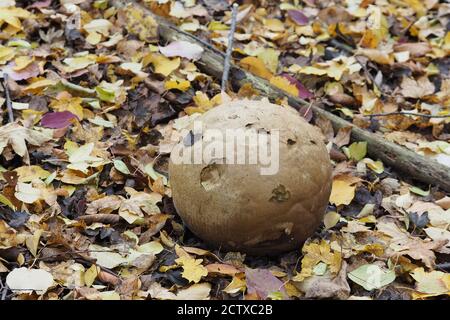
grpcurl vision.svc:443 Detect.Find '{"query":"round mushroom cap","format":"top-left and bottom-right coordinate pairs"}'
top-left (169, 99), bottom-right (332, 255)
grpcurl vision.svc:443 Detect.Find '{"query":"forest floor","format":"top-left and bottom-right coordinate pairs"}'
top-left (0, 0), bottom-right (449, 300)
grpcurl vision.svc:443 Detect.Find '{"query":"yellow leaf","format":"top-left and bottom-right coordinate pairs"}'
top-left (323, 211), bottom-right (341, 230)
top-left (83, 19), bottom-right (112, 45)
top-left (62, 55), bottom-right (97, 73)
top-left (50, 97), bottom-right (84, 120)
top-left (365, 5), bottom-right (389, 47)
top-left (223, 276), bottom-right (246, 294)
top-left (329, 177), bottom-right (357, 206)
top-left (239, 56), bottom-right (273, 80)
top-left (0, 194), bottom-right (15, 210)
top-left (123, 7), bottom-right (158, 42)
top-left (355, 48), bottom-right (394, 65)
top-left (84, 264), bottom-right (100, 287)
top-left (14, 165), bottom-right (51, 182)
top-left (402, 0), bottom-right (426, 17)
top-left (361, 158), bottom-right (384, 174)
top-left (175, 256), bottom-right (208, 283)
top-left (0, 46), bottom-right (15, 65)
top-left (292, 240), bottom-right (342, 282)
top-left (25, 229), bottom-right (43, 257)
top-left (23, 79), bottom-right (58, 94)
top-left (13, 56), bottom-right (33, 71)
top-left (265, 19), bottom-right (285, 32)
top-left (257, 48), bottom-right (280, 73)
top-left (410, 268), bottom-right (450, 297)
top-left (208, 21), bottom-right (229, 31)
top-left (270, 76), bottom-right (298, 97)
top-left (143, 53), bottom-right (180, 76)
top-left (165, 80), bottom-right (191, 92)
top-left (296, 57), bottom-right (361, 81)
top-left (0, 7), bottom-right (31, 31)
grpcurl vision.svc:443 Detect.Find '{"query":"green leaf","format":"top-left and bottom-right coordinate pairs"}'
top-left (267, 291), bottom-right (284, 300)
top-left (89, 116), bottom-right (114, 128)
top-left (348, 264), bottom-right (395, 291)
top-left (96, 86), bottom-right (115, 102)
top-left (313, 262), bottom-right (328, 276)
top-left (144, 163), bottom-right (168, 185)
top-left (45, 171), bottom-right (57, 185)
top-left (346, 141), bottom-right (367, 161)
top-left (113, 159), bottom-right (131, 175)
top-left (409, 186), bottom-right (430, 197)
top-left (94, 0), bottom-right (109, 9)
top-left (0, 194), bottom-right (16, 210)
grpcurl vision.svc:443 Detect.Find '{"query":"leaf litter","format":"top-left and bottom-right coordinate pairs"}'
top-left (0, 0), bottom-right (448, 300)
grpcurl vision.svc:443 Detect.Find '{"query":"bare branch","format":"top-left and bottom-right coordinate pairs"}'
top-left (221, 3), bottom-right (239, 93)
top-left (366, 112), bottom-right (450, 119)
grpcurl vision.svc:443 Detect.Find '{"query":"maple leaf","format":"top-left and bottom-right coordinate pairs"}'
top-left (400, 76), bottom-right (435, 98)
top-left (175, 256), bottom-right (208, 283)
top-left (377, 217), bottom-right (446, 268)
top-left (410, 268), bottom-right (450, 299)
top-left (118, 187), bottom-right (162, 224)
top-left (293, 240), bottom-right (342, 282)
top-left (0, 123), bottom-right (53, 164)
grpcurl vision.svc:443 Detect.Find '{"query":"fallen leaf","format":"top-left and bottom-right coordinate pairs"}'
top-left (239, 56), bottom-right (273, 80)
top-left (348, 264), bottom-right (395, 291)
top-left (400, 76), bottom-right (435, 98)
top-left (175, 256), bottom-right (208, 284)
top-left (6, 267), bottom-right (54, 294)
top-left (345, 141), bottom-right (367, 161)
top-left (245, 268), bottom-right (288, 300)
top-left (41, 111), bottom-right (78, 129)
top-left (159, 40), bottom-right (204, 60)
top-left (410, 268), bottom-right (450, 297)
top-left (295, 261), bottom-right (350, 299)
top-left (324, 211), bottom-right (341, 230)
top-left (143, 53), bottom-right (180, 76)
top-left (287, 10), bottom-right (309, 25)
top-left (0, 123), bottom-right (53, 164)
top-left (330, 177), bottom-right (357, 206)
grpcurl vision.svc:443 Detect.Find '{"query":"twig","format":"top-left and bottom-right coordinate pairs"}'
top-left (436, 262), bottom-right (450, 271)
top-left (1, 282), bottom-right (7, 301)
top-left (366, 112), bottom-right (450, 119)
top-left (143, 78), bottom-right (178, 103)
top-left (1, 73), bottom-right (14, 123)
top-left (221, 3), bottom-right (239, 93)
top-left (303, 101), bottom-right (313, 118)
top-left (329, 39), bottom-right (354, 54)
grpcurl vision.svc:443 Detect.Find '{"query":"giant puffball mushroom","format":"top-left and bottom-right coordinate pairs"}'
top-left (169, 99), bottom-right (332, 255)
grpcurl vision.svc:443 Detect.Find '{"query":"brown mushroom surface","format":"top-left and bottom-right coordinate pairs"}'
top-left (169, 99), bottom-right (332, 255)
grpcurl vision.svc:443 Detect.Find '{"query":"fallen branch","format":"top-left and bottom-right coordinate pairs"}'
top-left (367, 112), bottom-right (450, 119)
top-left (76, 214), bottom-right (121, 224)
top-left (116, 1), bottom-right (450, 192)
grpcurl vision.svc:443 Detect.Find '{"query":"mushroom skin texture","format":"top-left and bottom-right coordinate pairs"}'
top-left (169, 99), bottom-right (332, 255)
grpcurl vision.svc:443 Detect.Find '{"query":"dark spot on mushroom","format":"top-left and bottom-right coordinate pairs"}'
top-left (245, 122), bottom-right (254, 128)
top-left (228, 114), bottom-right (238, 119)
top-left (309, 140), bottom-right (317, 145)
top-left (270, 184), bottom-right (291, 202)
top-left (200, 164), bottom-right (223, 191)
top-left (287, 139), bottom-right (296, 145)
